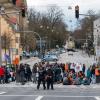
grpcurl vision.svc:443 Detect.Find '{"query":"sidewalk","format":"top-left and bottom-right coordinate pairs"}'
top-left (20, 57), bottom-right (41, 68)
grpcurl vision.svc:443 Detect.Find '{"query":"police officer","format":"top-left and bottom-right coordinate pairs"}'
top-left (46, 67), bottom-right (54, 90)
top-left (37, 67), bottom-right (46, 90)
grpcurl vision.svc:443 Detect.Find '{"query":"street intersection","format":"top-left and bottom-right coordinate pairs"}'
top-left (0, 50), bottom-right (98, 100)
top-left (0, 83), bottom-right (100, 100)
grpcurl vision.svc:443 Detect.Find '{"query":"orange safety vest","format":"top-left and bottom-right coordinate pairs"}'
top-left (65, 64), bottom-right (69, 71)
top-left (95, 68), bottom-right (100, 76)
top-left (13, 57), bottom-right (20, 65)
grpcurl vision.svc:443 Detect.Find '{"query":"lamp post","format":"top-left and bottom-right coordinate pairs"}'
top-left (34, 31), bottom-right (42, 56)
top-left (15, 30), bottom-right (42, 56)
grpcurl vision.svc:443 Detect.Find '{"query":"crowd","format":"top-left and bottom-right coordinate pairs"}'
top-left (63, 63), bottom-right (93, 85)
top-left (0, 66), bottom-right (15, 84)
top-left (0, 62), bottom-right (100, 89)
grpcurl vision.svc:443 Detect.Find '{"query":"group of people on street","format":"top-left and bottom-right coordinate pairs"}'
top-left (0, 61), bottom-right (100, 89)
top-left (63, 63), bottom-right (100, 85)
top-left (14, 62), bottom-right (54, 90)
top-left (0, 66), bottom-right (15, 84)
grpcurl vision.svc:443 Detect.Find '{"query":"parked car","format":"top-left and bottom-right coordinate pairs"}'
top-left (25, 52), bottom-right (31, 58)
top-left (30, 51), bottom-right (39, 57)
top-left (47, 51), bottom-right (57, 55)
top-left (67, 49), bottom-right (76, 52)
top-left (33, 51), bottom-right (39, 57)
top-left (20, 51), bottom-right (31, 59)
top-left (59, 48), bottom-right (66, 53)
top-left (42, 54), bottom-right (58, 62)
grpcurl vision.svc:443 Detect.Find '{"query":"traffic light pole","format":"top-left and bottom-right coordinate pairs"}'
top-left (75, 5), bottom-right (96, 19)
top-left (79, 13), bottom-right (96, 17)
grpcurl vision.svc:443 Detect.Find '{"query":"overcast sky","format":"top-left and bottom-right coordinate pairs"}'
top-left (26, 0), bottom-right (100, 31)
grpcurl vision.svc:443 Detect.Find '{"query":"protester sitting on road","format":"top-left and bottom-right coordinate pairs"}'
top-left (0, 61), bottom-right (98, 86)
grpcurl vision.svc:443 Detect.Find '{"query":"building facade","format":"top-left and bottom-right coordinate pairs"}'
top-left (0, 0), bottom-right (27, 65)
top-left (93, 18), bottom-right (100, 64)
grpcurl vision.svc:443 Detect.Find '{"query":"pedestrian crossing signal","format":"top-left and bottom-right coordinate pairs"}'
top-left (75, 5), bottom-right (79, 19)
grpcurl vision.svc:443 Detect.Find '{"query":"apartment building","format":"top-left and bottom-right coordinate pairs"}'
top-left (0, 0), bottom-right (27, 65)
top-left (93, 18), bottom-right (100, 64)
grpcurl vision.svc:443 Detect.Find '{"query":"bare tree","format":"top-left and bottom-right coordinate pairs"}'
top-left (1, 33), bottom-right (12, 50)
top-left (46, 6), bottom-right (64, 28)
top-left (27, 6), bottom-right (68, 49)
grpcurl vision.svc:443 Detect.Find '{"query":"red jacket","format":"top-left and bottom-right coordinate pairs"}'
top-left (0, 67), bottom-right (5, 76)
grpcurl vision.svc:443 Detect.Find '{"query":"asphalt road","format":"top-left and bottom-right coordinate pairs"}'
top-left (0, 84), bottom-right (100, 100)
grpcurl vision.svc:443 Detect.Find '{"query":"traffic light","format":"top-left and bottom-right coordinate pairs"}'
top-left (12, 0), bottom-right (16, 5)
top-left (21, 8), bottom-right (25, 17)
top-left (75, 5), bottom-right (79, 19)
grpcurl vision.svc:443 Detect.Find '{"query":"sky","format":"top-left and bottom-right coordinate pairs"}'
top-left (26, 0), bottom-right (100, 31)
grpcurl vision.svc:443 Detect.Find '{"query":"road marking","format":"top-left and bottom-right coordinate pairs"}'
top-left (0, 92), bottom-right (6, 95)
top-left (95, 97), bottom-right (100, 100)
top-left (0, 95), bottom-right (99, 98)
top-left (35, 96), bottom-right (43, 100)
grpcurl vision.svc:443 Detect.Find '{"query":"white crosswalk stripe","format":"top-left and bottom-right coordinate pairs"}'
top-left (0, 92), bottom-right (6, 95)
top-left (95, 97), bottom-right (100, 100)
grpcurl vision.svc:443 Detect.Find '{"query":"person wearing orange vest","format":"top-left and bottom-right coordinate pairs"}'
top-left (64, 63), bottom-right (69, 72)
top-left (13, 57), bottom-right (20, 66)
top-left (95, 67), bottom-right (100, 76)
top-left (95, 66), bottom-right (100, 83)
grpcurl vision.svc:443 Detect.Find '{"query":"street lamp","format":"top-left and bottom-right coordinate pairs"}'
top-left (52, 29), bottom-right (54, 32)
top-left (47, 26), bottom-right (49, 29)
top-left (34, 31), bottom-right (42, 56)
top-left (15, 30), bottom-right (42, 56)
top-left (40, 25), bottom-right (43, 29)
